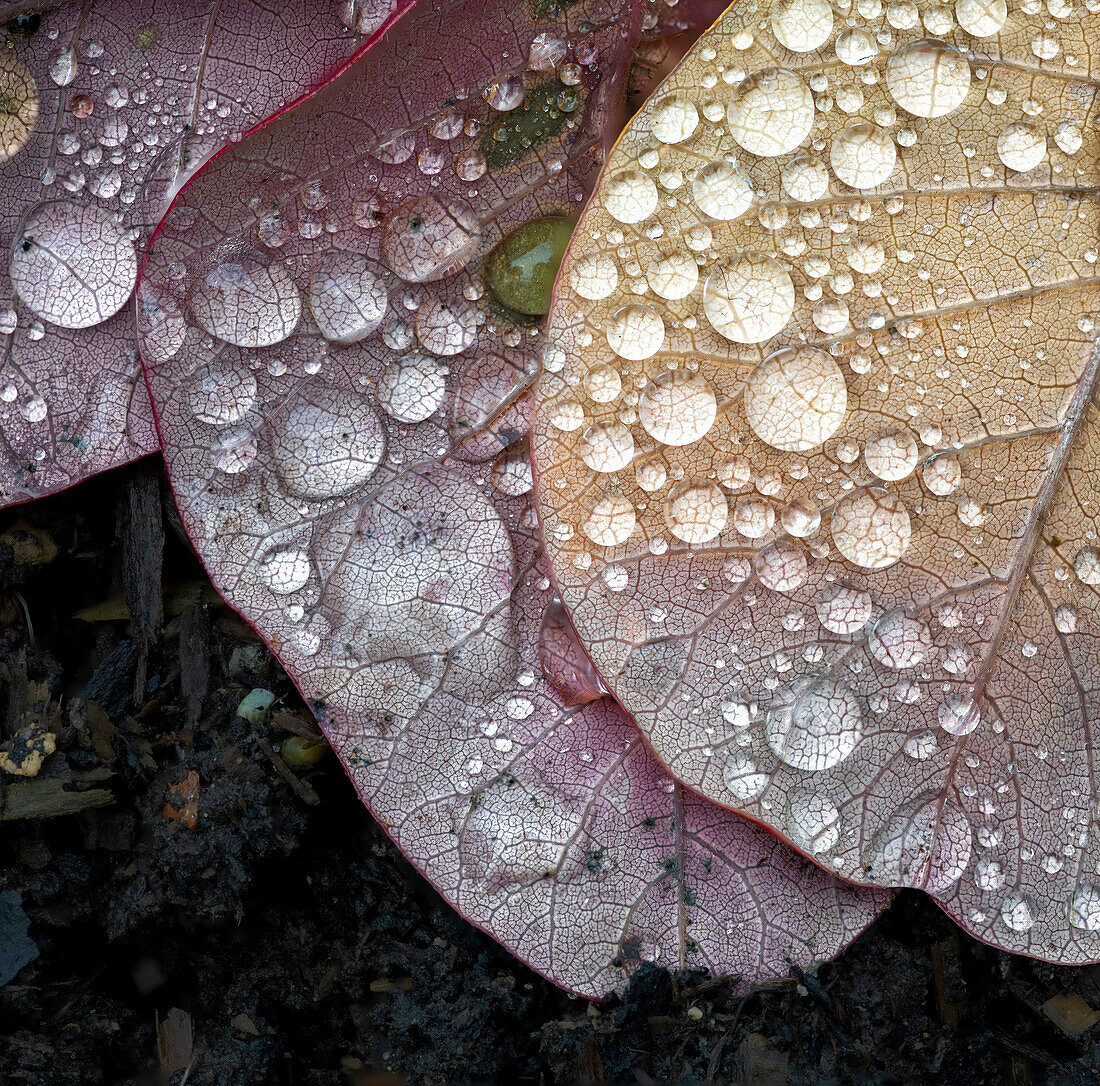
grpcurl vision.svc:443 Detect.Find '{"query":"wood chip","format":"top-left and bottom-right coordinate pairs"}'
top-left (1040, 992), bottom-right (1100, 1037)
top-left (0, 778), bottom-right (114, 820)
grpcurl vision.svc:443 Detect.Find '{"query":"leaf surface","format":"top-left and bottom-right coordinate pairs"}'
top-left (137, 0), bottom-right (884, 996)
top-left (0, 0), bottom-right (399, 505)
top-left (533, 0), bottom-right (1100, 960)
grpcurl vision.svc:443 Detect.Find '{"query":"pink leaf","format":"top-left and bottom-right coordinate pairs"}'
top-left (0, 0), bottom-right (402, 506)
top-left (137, 0), bottom-right (884, 995)
top-left (531, 0), bottom-right (1100, 963)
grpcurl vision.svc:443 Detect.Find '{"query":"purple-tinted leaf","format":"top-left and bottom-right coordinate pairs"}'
top-left (0, 0), bottom-right (402, 506)
top-left (137, 0), bottom-right (884, 995)
top-left (532, 0), bottom-right (1100, 963)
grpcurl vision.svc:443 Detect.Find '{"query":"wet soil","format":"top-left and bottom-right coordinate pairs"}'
top-left (1, 462), bottom-right (1099, 1086)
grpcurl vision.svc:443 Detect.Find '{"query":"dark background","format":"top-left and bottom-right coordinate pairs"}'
top-left (2, 463), bottom-right (1099, 1086)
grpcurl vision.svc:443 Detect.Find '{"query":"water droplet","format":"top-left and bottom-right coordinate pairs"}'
top-left (835, 28), bottom-right (878, 65)
top-left (577, 421), bottom-right (634, 473)
top-left (603, 169), bottom-right (658, 224)
top-left (416, 297), bottom-right (479, 356)
top-left (770, 0), bottom-right (833, 52)
top-left (788, 790), bottom-right (841, 853)
top-left (692, 159), bottom-right (753, 220)
top-left (745, 347), bottom-right (847, 452)
top-left (703, 255), bottom-right (795, 344)
top-left (485, 75), bottom-right (525, 111)
top-left (187, 365), bottom-right (257, 426)
top-left (756, 541), bottom-right (809, 592)
top-left (1000, 893), bottom-right (1036, 933)
top-left (869, 610), bottom-right (934, 669)
top-left (766, 676), bottom-right (862, 771)
top-left (781, 158), bottom-right (830, 202)
top-left (570, 252), bottom-right (618, 300)
top-left (538, 597), bottom-right (608, 704)
top-left (938, 694), bottom-right (981, 735)
top-left (650, 95), bottom-right (699, 144)
top-left (816, 584), bottom-right (872, 634)
top-left (190, 259), bottom-right (301, 348)
top-left (380, 196), bottom-right (480, 282)
top-left (584, 493), bottom-right (636, 546)
top-left (0, 52), bottom-right (38, 165)
top-left (886, 40), bottom-right (971, 118)
top-left (272, 385), bottom-right (385, 500)
top-left (1074, 546), bottom-right (1100, 585)
top-left (832, 487), bottom-right (912, 569)
top-left (606, 305), bottom-right (665, 360)
top-left (10, 201), bottom-right (137, 329)
top-left (259, 546), bottom-right (311, 595)
top-left (865, 428), bottom-right (919, 482)
top-left (830, 124), bottom-right (897, 190)
top-left (997, 123), bottom-right (1046, 173)
top-left (47, 46), bottom-right (76, 87)
top-left (308, 252), bottom-right (388, 344)
top-left (876, 798), bottom-right (972, 891)
top-left (638, 369), bottom-right (717, 446)
top-left (955, 0), bottom-right (1007, 36)
top-left (486, 216), bottom-right (574, 317)
top-left (727, 69), bottom-right (814, 157)
top-left (646, 252), bottom-right (699, 300)
top-left (664, 482), bottom-right (728, 543)
top-left (378, 353), bottom-right (448, 423)
top-left (722, 751), bottom-right (768, 800)
top-left (212, 427), bottom-right (257, 474)
top-left (1069, 886), bottom-right (1100, 931)
top-left (923, 454), bottom-right (961, 496)
top-left (1054, 604), bottom-right (1078, 634)
top-left (975, 857), bottom-right (1006, 891)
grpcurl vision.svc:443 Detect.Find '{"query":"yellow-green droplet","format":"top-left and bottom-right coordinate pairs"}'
top-left (280, 735), bottom-right (327, 767)
top-left (486, 216), bottom-right (575, 317)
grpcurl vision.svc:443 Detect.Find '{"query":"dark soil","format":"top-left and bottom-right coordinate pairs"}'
top-left (2, 463), bottom-right (1100, 1086)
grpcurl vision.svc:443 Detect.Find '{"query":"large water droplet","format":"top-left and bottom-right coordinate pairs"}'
top-left (727, 69), bottom-right (814, 158)
top-left (638, 369), bottom-right (717, 446)
top-left (788, 790), bottom-right (841, 853)
top-left (570, 252), bottom-right (618, 301)
top-left (606, 305), bottom-right (665, 360)
top-left (664, 482), bottom-right (728, 543)
top-left (258, 546), bottom-right (311, 595)
top-left (10, 201), bottom-right (137, 329)
top-left (816, 583), bottom-right (872, 634)
top-left (272, 385), bottom-right (385, 500)
top-left (190, 259), bottom-right (301, 348)
top-left (577, 421), bottom-right (634, 473)
top-left (691, 160), bottom-right (753, 221)
top-left (723, 751), bottom-right (769, 800)
top-left (770, 0), bottom-right (833, 52)
top-left (830, 124), bottom-right (897, 190)
top-left (997, 123), bottom-right (1046, 173)
top-left (538, 597), bottom-right (609, 704)
top-left (875, 798), bottom-right (972, 892)
top-left (955, 0), bottom-right (1007, 36)
top-left (650, 95), bottom-right (699, 144)
top-left (1000, 893), bottom-right (1036, 933)
top-left (832, 487), bottom-right (912, 569)
top-left (187, 364), bottom-right (257, 425)
top-left (703, 255), bottom-right (795, 344)
top-left (937, 694), bottom-right (981, 735)
top-left (378, 353), bottom-right (448, 422)
top-left (745, 347), bottom-right (847, 451)
top-left (308, 252), bottom-right (388, 344)
top-left (415, 296), bottom-right (479, 356)
top-left (1069, 886), bottom-right (1100, 931)
top-left (603, 169), bottom-right (658, 224)
top-left (869, 610), bottom-right (934, 669)
top-left (584, 493), bottom-right (636, 546)
top-left (485, 217), bottom-right (573, 317)
top-left (765, 676), bottom-right (862, 771)
top-left (886, 40), bottom-right (971, 118)
top-left (380, 196), bottom-right (480, 282)
top-left (0, 52), bottom-right (38, 165)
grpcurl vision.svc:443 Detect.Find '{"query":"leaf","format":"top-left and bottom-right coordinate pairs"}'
top-left (0, 0), bottom-right (403, 507)
top-left (532, 0), bottom-right (1100, 960)
top-left (137, 0), bottom-right (884, 996)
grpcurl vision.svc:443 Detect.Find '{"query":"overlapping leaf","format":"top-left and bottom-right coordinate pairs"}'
top-left (0, 0), bottom-right (402, 506)
top-left (533, 0), bottom-right (1100, 960)
top-left (136, 0), bottom-right (884, 995)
